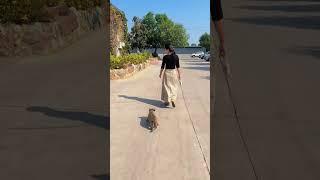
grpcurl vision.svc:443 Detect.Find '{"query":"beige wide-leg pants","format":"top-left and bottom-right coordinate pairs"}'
top-left (161, 69), bottom-right (178, 103)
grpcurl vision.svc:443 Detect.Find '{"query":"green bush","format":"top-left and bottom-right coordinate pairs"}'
top-left (0, 0), bottom-right (41, 24)
top-left (110, 52), bottom-right (151, 69)
top-left (65, 0), bottom-right (101, 10)
top-left (0, 0), bottom-right (102, 24)
top-left (45, 0), bottom-right (62, 7)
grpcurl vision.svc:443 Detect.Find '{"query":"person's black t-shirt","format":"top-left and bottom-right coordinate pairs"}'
top-left (211, 0), bottom-right (223, 21)
top-left (161, 54), bottom-right (180, 69)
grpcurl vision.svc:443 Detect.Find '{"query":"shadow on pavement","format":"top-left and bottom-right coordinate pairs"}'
top-left (185, 62), bottom-right (210, 66)
top-left (183, 59), bottom-right (203, 63)
top-left (230, 16), bottom-right (320, 30)
top-left (26, 106), bottom-right (109, 129)
top-left (288, 46), bottom-right (320, 60)
top-left (91, 174), bottom-right (110, 180)
top-left (119, 95), bottom-right (168, 108)
top-left (238, 4), bottom-right (320, 13)
top-left (139, 116), bottom-right (151, 131)
top-left (183, 66), bottom-right (210, 71)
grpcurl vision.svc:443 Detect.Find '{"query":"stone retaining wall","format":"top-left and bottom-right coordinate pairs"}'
top-left (110, 58), bottom-right (158, 80)
top-left (0, 5), bottom-right (106, 57)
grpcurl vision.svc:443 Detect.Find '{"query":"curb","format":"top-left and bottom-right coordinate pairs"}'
top-left (110, 58), bottom-right (159, 80)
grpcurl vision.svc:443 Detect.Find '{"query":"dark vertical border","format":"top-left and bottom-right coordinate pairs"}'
top-left (105, 0), bottom-right (111, 179)
top-left (210, 19), bottom-right (215, 180)
top-left (210, 2), bottom-right (215, 180)
top-left (210, 0), bottom-right (221, 179)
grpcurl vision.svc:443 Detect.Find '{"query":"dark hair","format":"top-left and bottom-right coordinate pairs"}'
top-left (165, 43), bottom-right (175, 54)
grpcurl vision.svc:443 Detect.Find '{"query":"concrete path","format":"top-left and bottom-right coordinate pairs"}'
top-left (0, 30), bottom-right (108, 180)
top-left (111, 55), bottom-right (210, 180)
top-left (213, 0), bottom-right (320, 179)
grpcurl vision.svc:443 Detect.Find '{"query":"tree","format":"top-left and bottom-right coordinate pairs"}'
top-left (141, 12), bottom-right (159, 55)
top-left (142, 12), bottom-right (158, 48)
top-left (129, 16), bottom-right (148, 51)
top-left (154, 14), bottom-right (189, 47)
top-left (199, 32), bottom-right (210, 51)
top-left (171, 23), bottom-right (189, 47)
top-left (129, 12), bottom-right (189, 54)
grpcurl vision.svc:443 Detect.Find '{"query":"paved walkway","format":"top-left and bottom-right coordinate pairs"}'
top-left (111, 55), bottom-right (210, 180)
top-left (213, 0), bottom-right (320, 179)
top-left (0, 30), bottom-right (108, 180)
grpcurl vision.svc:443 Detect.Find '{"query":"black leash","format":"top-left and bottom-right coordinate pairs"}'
top-left (179, 78), bottom-right (211, 175)
top-left (218, 56), bottom-right (259, 180)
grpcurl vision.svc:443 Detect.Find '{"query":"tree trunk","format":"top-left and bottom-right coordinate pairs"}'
top-left (152, 46), bottom-right (158, 57)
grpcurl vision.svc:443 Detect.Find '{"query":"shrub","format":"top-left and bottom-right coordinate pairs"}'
top-left (110, 54), bottom-right (124, 69)
top-left (0, 0), bottom-right (102, 24)
top-left (0, 0), bottom-right (42, 24)
top-left (65, 0), bottom-right (101, 10)
top-left (0, 0), bottom-right (63, 24)
top-left (45, 0), bottom-right (62, 7)
top-left (110, 52), bottom-right (151, 69)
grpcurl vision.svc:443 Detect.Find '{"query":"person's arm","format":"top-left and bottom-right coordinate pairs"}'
top-left (159, 57), bottom-right (166, 78)
top-left (159, 69), bottom-right (164, 78)
top-left (212, 0), bottom-right (225, 57)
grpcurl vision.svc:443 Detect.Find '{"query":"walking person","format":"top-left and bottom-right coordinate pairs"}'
top-left (159, 43), bottom-right (181, 107)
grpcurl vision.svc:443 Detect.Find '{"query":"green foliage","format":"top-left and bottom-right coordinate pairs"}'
top-left (170, 23), bottom-right (189, 47)
top-left (153, 13), bottom-right (190, 47)
top-left (199, 32), bottom-right (210, 51)
top-left (129, 16), bottom-right (148, 51)
top-left (45, 0), bottom-right (62, 7)
top-left (65, 0), bottom-right (101, 10)
top-left (142, 12), bottom-right (158, 48)
top-left (0, 0), bottom-right (45, 24)
top-left (110, 52), bottom-right (151, 69)
top-left (0, 0), bottom-right (101, 24)
top-left (129, 12), bottom-right (189, 51)
top-left (110, 5), bottom-right (127, 22)
top-left (155, 13), bottom-right (174, 47)
top-left (110, 4), bottom-right (128, 55)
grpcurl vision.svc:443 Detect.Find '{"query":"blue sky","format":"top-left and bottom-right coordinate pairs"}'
top-left (111, 0), bottom-right (210, 45)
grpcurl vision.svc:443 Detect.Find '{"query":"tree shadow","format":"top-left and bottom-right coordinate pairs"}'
top-left (288, 46), bottom-right (320, 60)
top-left (229, 16), bottom-right (320, 30)
top-left (139, 116), bottom-right (152, 131)
top-left (91, 174), bottom-right (110, 180)
top-left (185, 62), bottom-right (210, 66)
top-left (184, 66), bottom-right (210, 71)
top-left (26, 106), bottom-right (109, 130)
top-left (237, 4), bottom-right (320, 13)
top-left (118, 95), bottom-right (168, 108)
top-left (186, 59), bottom-right (204, 62)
